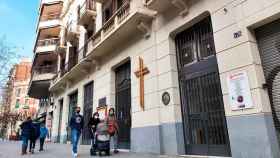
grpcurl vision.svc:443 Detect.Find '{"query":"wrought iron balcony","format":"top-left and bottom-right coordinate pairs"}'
top-left (83, 1), bottom-right (155, 57)
top-left (36, 38), bottom-right (60, 53)
top-left (33, 65), bottom-right (57, 75)
top-left (144, 0), bottom-right (189, 15)
top-left (37, 38), bottom-right (60, 47)
top-left (77, 0), bottom-right (97, 27)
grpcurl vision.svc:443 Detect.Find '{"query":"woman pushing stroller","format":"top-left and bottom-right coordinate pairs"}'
top-left (88, 112), bottom-right (100, 156)
top-left (89, 107), bottom-right (119, 156)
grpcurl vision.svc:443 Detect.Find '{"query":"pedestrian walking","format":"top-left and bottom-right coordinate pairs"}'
top-left (29, 122), bottom-right (40, 154)
top-left (19, 116), bottom-right (33, 155)
top-left (39, 123), bottom-right (49, 151)
top-left (88, 112), bottom-right (100, 156)
top-left (106, 108), bottom-right (119, 154)
top-left (70, 106), bottom-right (84, 158)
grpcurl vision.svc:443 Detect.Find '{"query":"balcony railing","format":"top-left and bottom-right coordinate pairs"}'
top-left (33, 65), bottom-right (57, 74)
top-left (37, 38), bottom-right (60, 47)
top-left (77, 0), bottom-right (96, 25)
top-left (88, 2), bottom-right (130, 51)
top-left (144, 0), bottom-right (189, 15)
top-left (40, 12), bottom-right (61, 21)
top-left (59, 55), bottom-right (78, 78)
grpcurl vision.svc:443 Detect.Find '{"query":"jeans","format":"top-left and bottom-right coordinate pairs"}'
top-left (22, 136), bottom-right (28, 147)
top-left (112, 133), bottom-right (118, 150)
top-left (71, 129), bottom-right (81, 154)
top-left (40, 137), bottom-right (46, 150)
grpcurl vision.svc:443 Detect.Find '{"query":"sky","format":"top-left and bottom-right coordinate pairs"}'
top-left (0, 0), bottom-right (40, 59)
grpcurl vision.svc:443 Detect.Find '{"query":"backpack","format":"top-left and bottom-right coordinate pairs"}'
top-left (107, 120), bottom-right (116, 136)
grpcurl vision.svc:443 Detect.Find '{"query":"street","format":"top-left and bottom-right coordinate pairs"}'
top-left (0, 141), bottom-right (191, 158)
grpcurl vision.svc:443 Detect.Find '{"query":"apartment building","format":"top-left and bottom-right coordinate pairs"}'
top-left (29, 0), bottom-right (280, 157)
top-left (7, 58), bottom-right (39, 137)
top-left (28, 0), bottom-right (63, 130)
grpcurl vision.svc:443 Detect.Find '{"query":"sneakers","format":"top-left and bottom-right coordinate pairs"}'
top-left (72, 152), bottom-right (78, 158)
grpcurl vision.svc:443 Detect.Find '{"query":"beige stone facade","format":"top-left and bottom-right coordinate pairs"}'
top-left (29, 0), bottom-right (280, 157)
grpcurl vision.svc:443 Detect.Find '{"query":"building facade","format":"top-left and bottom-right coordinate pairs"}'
top-left (30, 0), bottom-right (280, 157)
top-left (7, 58), bottom-right (39, 137)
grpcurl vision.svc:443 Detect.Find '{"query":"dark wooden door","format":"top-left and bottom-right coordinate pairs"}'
top-left (82, 82), bottom-right (94, 145)
top-left (67, 91), bottom-right (78, 141)
top-left (175, 16), bottom-right (231, 156)
top-left (115, 61), bottom-right (131, 149)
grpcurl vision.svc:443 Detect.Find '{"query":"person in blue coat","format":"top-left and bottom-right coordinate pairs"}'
top-left (39, 123), bottom-right (48, 151)
top-left (19, 117), bottom-right (33, 155)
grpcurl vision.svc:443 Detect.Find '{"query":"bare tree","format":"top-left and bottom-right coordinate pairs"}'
top-left (0, 35), bottom-right (21, 139)
top-left (0, 35), bottom-right (22, 88)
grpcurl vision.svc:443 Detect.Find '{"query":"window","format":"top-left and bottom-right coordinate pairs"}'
top-left (16, 88), bottom-right (21, 97)
top-left (15, 99), bottom-right (20, 109)
top-left (175, 17), bottom-right (215, 67)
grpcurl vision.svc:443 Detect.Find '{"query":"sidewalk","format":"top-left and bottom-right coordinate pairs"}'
top-left (0, 141), bottom-right (224, 158)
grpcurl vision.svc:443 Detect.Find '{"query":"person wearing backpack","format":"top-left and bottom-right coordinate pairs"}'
top-left (106, 108), bottom-right (119, 154)
top-left (39, 123), bottom-right (48, 151)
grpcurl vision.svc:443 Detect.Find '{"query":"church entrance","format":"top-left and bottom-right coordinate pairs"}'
top-left (115, 61), bottom-right (131, 149)
top-left (175, 16), bottom-right (231, 156)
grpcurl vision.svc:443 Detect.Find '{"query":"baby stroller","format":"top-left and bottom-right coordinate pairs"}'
top-left (96, 122), bottom-right (110, 156)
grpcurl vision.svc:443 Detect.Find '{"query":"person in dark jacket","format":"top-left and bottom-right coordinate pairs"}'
top-left (88, 112), bottom-right (100, 155)
top-left (29, 122), bottom-right (40, 154)
top-left (20, 117), bottom-right (33, 155)
top-left (70, 106), bottom-right (84, 158)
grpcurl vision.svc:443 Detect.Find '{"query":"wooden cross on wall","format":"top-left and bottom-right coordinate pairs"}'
top-left (134, 57), bottom-right (149, 111)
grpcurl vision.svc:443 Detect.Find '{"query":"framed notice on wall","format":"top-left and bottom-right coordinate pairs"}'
top-left (227, 71), bottom-right (253, 111)
top-left (96, 106), bottom-right (107, 121)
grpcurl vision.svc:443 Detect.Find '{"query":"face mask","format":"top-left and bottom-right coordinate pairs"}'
top-left (94, 116), bottom-right (98, 119)
top-left (109, 112), bottom-right (114, 115)
top-left (76, 110), bottom-right (80, 114)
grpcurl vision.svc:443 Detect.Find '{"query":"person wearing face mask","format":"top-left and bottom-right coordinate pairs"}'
top-left (106, 108), bottom-right (119, 154)
top-left (69, 106), bottom-right (84, 158)
top-left (88, 112), bottom-right (100, 155)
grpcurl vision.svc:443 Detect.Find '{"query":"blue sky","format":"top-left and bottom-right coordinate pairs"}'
top-left (0, 0), bottom-right (39, 58)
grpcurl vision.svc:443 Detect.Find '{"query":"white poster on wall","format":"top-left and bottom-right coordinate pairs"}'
top-left (227, 71), bottom-right (253, 111)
